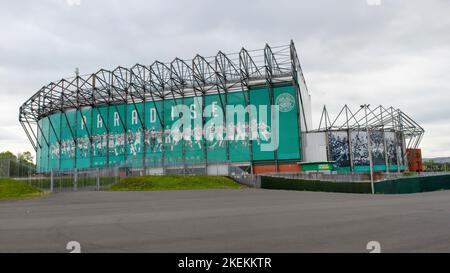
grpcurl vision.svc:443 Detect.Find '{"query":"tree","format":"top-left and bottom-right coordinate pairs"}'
top-left (0, 151), bottom-right (36, 177)
top-left (0, 151), bottom-right (16, 160)
top-left (18, 151), bottom-right (33, 163)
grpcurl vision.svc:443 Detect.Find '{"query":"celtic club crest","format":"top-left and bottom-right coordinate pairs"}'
top-left (276, 93), bottom-right (295, 112)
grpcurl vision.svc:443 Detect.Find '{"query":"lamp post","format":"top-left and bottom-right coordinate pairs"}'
top-left (361, 104), bottom-right (374, 194)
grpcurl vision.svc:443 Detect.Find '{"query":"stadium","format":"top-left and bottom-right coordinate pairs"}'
top-left (18, 41), bottom-right (424, 175)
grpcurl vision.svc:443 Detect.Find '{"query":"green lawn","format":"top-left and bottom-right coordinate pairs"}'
top-left (0, 178), bottom-right (47, 200)
top-left (110, 175), bottom-right (243, 191)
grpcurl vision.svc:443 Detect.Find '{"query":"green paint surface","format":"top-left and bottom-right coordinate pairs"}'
top-left (37, 85), bottom-right (301, 172)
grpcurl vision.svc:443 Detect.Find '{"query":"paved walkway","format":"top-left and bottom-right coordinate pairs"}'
top-left (1, 189), bottom-right (450, 252)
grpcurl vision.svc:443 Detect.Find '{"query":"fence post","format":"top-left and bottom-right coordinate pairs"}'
top-left (50, 170), bottom-right (54, 193)
top-left (7, 158), bottom-right (11, 178)
top-left (255, 175), bottom-right (261, 188)
top-left (74, 168), bottom-right (78, 191)
top-left (114, 166), bottom-right (118, 185)
top-left (96, 168), bottom-right (100, 191)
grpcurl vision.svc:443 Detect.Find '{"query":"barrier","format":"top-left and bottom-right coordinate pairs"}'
top-left (260, 176), bottom-right (372, 194)
top-left (260, 173), bottom-right (450, 194)
top-left (375, 174), bottom-right (450, 194)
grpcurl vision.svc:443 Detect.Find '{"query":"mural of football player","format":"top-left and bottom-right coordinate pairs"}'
top-left (171, 126), bottom-right (182, 151)
top-left (95, 135), bottom-right (102, 156)
top-left (121, 132), bottom-right (126, 153)
top-left (61, 140), bottom-right (66, 157)
top-left (370, 131), bottom-right (385, 164)
top-left (56, 143), bottom-right (61, 159)
top-left (351, 132), bottom-right (369, 166)
top-left (113, 132), bottom-right (121, 156)
top-left (183, 125), bottom-right (193, 148)
top-left (236, 121), bottom-right (247, 146)
top-left (101, 132), bottom-right (107, 155)
top-left (156, 128), bottom-right (163, 152)
top-left (193, 124), bottom-right (203, 149)
top-left (83, 135), bottom-right (89, 158)
top-left (70, 139), bottom-right (76, 158)
top-left (127, 129), bottom-right (136, 156)
top-left (75, 137), bottom-right (81, 158)
top-left (107, 133), bottom-right (113, 155)
top-left (205, 124), bottom-right (215, 149)
top-left (215, 123), bottom-right (225, 147)
top-left (60, 141), bottom-right (66, 157)
top-left (135, 128), bottom-right (142, 153)
top-left (50, 144), bottom-right (56, 159)
top-left (250, 118), bottom-right (260, 145)
top-left (149, 127), bottom-right (156, 152)
top-left (164, 126), bottom-right (171, 145)
top-left (68, 140), bottom-right (72, 157)
top-left (226, 122), bottom-right (235, 141)
top-left (143, 128), bottom-right (149, 147)
top-left (258, 122), bottom-right (270, 142)
top-left (69, 140), bottom-right (74, 157)
top-left (90, 135), bottom-right (96, 156)
top-left (68, 140), bottom-right (73, 156)
top-left (56, 142), bottom-right (61, 159)
top-left (77, 137), bottom-right (83, 157)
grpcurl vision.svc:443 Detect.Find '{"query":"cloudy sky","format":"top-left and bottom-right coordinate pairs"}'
top-left (0, 0), bottom-right (449, 159)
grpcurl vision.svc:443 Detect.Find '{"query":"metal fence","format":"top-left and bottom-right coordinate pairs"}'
top-left (14, 162), bottom-right (450, 192)
top-left (0, 157), bottom-right (35, 178)
top-left (230, 174), bottom-right (261, 188)
top-left (0, 158), bottom-right (10, 178)
top-left (412, 171), bottom-right (450, 177)
top-left (263, 171), bottom-right (450, 183)
top-left (16, 167), bottom-right (120, 192)
top-left (16, 162), bottom-right (253, 192)
top-left (265, 172), bottom-right (372, 183)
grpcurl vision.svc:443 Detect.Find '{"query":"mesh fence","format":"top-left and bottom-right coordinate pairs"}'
top-left (0, 158), bottom-right (10, 178)
top-left (0, 157), bottom-right (35, 178)
top-left (16, 167), bottom-right (120, 192)
top-left (17, 161), bottom-right (252, 192)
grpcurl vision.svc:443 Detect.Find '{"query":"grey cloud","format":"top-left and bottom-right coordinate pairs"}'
top-left (0, 0), bottom-right (449, 157)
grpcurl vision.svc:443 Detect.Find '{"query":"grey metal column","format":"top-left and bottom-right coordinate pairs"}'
top-left (50, 169), bottom-right (54, 193)
top-left (96, 168), bottom-right (100, 191)
top-left (74, 168), bottom-right (78, 191)
top-left (362, 104), bottom-right (374, 194)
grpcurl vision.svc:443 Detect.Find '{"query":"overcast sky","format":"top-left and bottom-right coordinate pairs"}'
top-left (0, 0), bottom-right (449, 159)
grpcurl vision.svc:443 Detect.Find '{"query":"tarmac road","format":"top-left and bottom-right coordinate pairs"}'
top-left (1, 188), bottom-right (450, 252)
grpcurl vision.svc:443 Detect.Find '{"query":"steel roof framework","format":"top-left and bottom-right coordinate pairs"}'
top-left (316, 104), bottom-right (424, 149)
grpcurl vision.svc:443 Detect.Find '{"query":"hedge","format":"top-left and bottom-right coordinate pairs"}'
top-left (375, 174), bottom-right (450, 194)
top-left (261, 174), bottom-right (450, 194)
top-left (261, 176), bottom-right (372, 194)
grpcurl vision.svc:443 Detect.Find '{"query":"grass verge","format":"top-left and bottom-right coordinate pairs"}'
top-left (110, 175), bottom-right (243, 191)
top-left (0, 178), bottom-right (47, 200)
